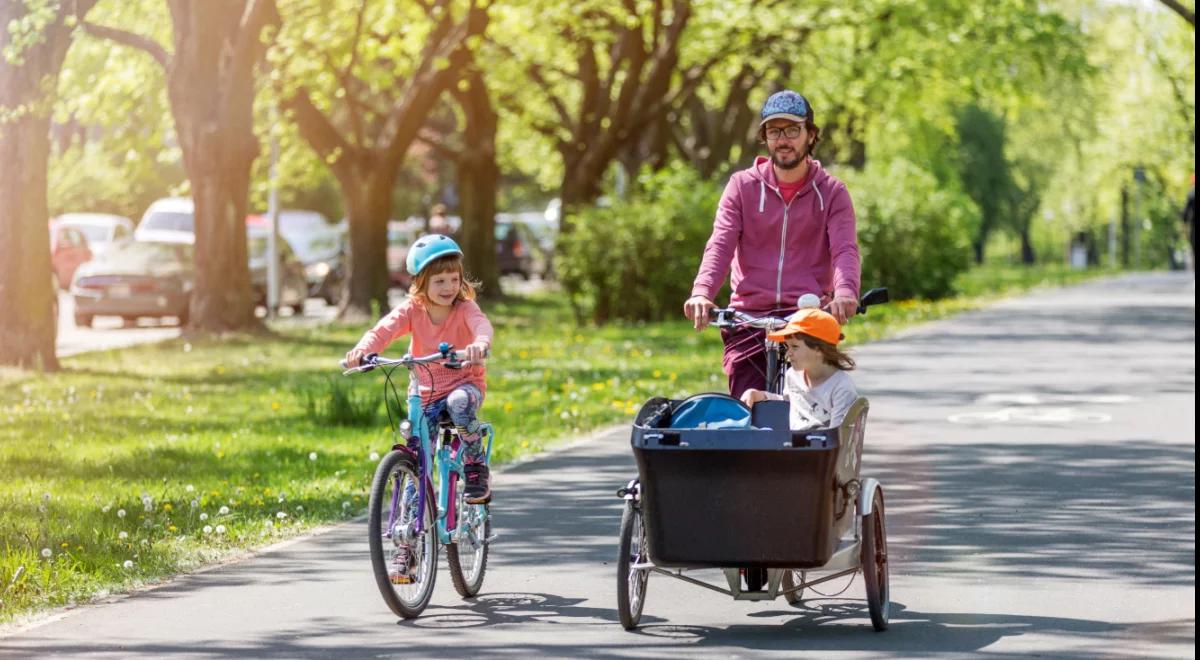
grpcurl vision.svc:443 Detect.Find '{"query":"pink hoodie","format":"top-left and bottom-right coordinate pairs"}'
top-left (691, 157), bottom-right (861, 311)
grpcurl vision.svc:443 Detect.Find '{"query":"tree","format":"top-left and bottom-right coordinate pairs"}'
top-left (84, 0), bottom-right (280, 331)
top-left (0, 0), bottom-right (100, 370)
top-left (273, 0), bottom-right (489, 319)
top-left (1157, 0), bottom-right (1195, 27)
top-left (419, 61), bottom-right (501, 296)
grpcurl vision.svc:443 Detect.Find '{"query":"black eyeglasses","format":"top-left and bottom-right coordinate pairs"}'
top-left (765, 125), bottom-right (804, 141)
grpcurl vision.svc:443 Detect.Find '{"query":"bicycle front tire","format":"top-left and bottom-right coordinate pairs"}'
top-left (368, 450), bottom-right (438, 619)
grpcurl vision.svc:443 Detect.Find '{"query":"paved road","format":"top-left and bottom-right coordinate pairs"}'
top-left (7, 272), bottom-right (1194, 658)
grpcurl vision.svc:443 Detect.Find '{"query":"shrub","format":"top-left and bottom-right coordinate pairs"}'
top-left (840, 159), bottom-right (978, 300)
top-left (556, 163), bottom-right (722, 323)
top-left (303, 377), bottom-right (382, 427)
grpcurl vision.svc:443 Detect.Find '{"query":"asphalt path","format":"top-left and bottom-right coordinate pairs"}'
top-left (6, 272), bottom-right (1194, 658)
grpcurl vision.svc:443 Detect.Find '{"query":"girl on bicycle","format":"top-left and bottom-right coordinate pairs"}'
top-left (345, 234), bottom-right (494, 505)
top-left (739, 305), bottom-right (857, 430)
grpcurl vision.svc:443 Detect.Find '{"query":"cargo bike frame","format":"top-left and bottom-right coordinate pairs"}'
top-left (615, 289), bottom-right (890, 631)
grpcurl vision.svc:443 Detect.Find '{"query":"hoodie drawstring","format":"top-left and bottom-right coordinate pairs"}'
top-left (758, 180), bottom-right (766, 213)
top-left (812, 180), bottom-right (825, 211)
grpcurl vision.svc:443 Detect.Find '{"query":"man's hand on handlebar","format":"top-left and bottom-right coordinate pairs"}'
top-left (683, 295), bottom-right (716, 332)
top-left (826, 296), bottom-right (857, 324)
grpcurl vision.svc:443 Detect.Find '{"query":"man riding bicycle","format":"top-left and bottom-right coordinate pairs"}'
top-left (683, 90), bottom-right (862, 398)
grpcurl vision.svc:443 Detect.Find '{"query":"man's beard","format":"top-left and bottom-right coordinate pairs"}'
top-left (771, 142), bottom-right (809, 170)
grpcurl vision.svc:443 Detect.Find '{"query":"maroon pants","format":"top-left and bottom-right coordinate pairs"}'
top-left (721, 323), bottom-right (768, 399)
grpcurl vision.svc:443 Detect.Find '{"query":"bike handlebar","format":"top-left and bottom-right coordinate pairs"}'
top-left (706, 287), bottom-right (890, 330)
top-left (340, 346), bottom-right (486, 373)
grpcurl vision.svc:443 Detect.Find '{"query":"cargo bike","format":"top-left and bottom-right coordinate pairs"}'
top-left (615, 289), bottom-right (891, 631)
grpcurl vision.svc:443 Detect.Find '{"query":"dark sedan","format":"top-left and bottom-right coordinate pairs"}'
top-left (70, 241), bottom-right (193, 327)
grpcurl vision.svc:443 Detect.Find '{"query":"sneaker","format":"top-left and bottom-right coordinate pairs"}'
top-left (389, 544), bottom-right (414, 585)
top-left (463, 463), bottom-right (492, 504)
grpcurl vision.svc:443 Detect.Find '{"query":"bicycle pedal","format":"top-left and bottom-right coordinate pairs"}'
top-left (389, 573), bottom-right (414, 585)
top-left (485, 533), bottom-right (499, 543)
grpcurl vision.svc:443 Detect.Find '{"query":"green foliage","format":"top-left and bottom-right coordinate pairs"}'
top-left (302, 377), bottom-right (381, 427)
top-left (840, 159), bottom-right (978, 300)
top-left (555, 163), bottom-right (722, 323)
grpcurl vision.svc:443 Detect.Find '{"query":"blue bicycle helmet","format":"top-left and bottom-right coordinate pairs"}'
top-left (406, 234), bottom-right (463, 276)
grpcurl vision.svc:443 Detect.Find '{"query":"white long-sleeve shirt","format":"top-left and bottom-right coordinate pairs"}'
top-left (765, 368), bottom-right (858, 430)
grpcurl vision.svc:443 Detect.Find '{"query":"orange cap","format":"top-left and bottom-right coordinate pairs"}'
top-left (766, 308), bottom-right (843, 345)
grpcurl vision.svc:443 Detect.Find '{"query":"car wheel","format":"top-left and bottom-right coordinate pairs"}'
top-left (73, 313), bottom-right (93, 328)
top-left (291, 303), bottom-right (305, 316)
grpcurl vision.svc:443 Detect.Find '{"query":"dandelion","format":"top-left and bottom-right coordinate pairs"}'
top-left (117, 509), bottom-right (126, 518)
top-left (168, 525), bottom-right (178, 533)
top-left (309, 452), bottom-right (317, 461)
top-left (190, 499), bottom-right (199, 509)
top-left (42, 493), bottom-right (51, 502)
top-left (123, 560), bottom-right (134, 569)
top-left (203, 525), bottom-right (213, 535)
top-left (342, 501), bottom-right (351, 510)
top-left (60, 542), bottom-right (69, 549)
top-left (369, 452), bottom-right (380, 461)
top-left (41, 548), bottom-right (51, 558)
top-left (215, 525), bottom-right (226, 535)
top-left (102, 505), bottom-right (111, 513)
top-left (296, 505), bottom-right (304, 512)
top-left (276, 511), bottom-right (287, 519)
top-left (200, 512), bottom-right (209, 521)
top-left (218, 505), bottom-right (229, 515)
top-left (163, 503), bottom-right (173, 513)
top-left (186, 485), bottom-right (195, 493)
top-left (119, 531), bottom-right (128, 540)
top-left (183, 342), bottom-right (192, 353)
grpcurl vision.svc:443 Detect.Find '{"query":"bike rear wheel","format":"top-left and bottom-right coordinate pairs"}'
top-left (368, 450), bottom-right (438, 619)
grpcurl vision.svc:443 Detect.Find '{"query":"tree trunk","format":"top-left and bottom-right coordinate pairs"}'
top-left (454, 70), bottom-right (500, 297)
top-left (165, 0), bottom-right (276, 332)
top-left (339, 171), bottom-right (394, 320)
top-left (0, 0), bottom-right (99, 370)
top-left (1019, 230), bottom-right (1036, 264)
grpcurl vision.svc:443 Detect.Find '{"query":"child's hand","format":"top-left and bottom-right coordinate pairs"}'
top-left (344, 348), bottom-right (367, 368)
top-left (464, 342), bottom-right (489, 362)
top-left (740, 389), bottom-right (765, 407)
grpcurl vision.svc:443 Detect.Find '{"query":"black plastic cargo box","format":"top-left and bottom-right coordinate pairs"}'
top-left (630, 394), bottom-right (866, 569)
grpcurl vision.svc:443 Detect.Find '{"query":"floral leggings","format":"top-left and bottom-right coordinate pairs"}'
top-left (422, 383), bottom-right (485, 463)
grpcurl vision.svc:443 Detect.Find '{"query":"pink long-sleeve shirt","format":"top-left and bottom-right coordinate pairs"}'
top-left (352, 297), bottom-right (494, 405)
top-left (691, 157), bottom-right (861, 312)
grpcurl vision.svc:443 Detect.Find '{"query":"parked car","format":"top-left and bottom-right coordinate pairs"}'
top-left (387, 218), bottom-right (423, 289)
top-left (134, 197), bottom-right (194, 244)
top-left (494, 218), bottom-right (547, 279)
top-left (70, 240), bottom-right (192, 327)
top-left (53, 213), bottom-right (135, 259)
top-left (496, 211), bottom-right (555, 278)
top-left (49, 220), bottom-right (93, 290)
top-left (246, 210), bottom-right (346, 304)
top-left (246, 224), bottom-right (310, 314)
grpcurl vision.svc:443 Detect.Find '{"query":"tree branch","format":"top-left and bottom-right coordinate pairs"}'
top-left (1157, 0), bottom-right (1195, 26)
top-left (81, 22), bottom-right (170, 71)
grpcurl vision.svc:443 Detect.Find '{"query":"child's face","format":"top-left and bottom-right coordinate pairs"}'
top-left (784, 336), bottom-right (821, 370)
top-left (424, 269), bottom-right (462, 307)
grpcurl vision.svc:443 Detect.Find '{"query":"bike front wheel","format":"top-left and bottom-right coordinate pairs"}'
top-left (368, 450), bottom-right (438, 619)
top-left (447, 502), bottom-right (490, 597)
top-left (616, 501), bottom-right (649, 630)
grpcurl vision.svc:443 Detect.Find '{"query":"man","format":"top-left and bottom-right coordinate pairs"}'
top-left (683, 90), bottom-right (861, 398)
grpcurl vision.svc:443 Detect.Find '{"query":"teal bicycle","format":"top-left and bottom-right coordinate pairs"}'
top-left (342, 343), bottom-right (494, 619)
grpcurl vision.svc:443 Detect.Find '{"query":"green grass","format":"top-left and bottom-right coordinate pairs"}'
top-left (0, 264), bottom-right (1115, 622)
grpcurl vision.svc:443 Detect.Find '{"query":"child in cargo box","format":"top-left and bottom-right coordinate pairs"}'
top-left (738, 306), bottom-right (857, 430)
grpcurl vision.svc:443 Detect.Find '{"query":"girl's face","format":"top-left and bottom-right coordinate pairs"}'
top-left (784, 336), bottom-right (822, 370)
top-left (424, 269), bottom-right (462, 307)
